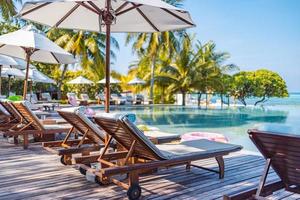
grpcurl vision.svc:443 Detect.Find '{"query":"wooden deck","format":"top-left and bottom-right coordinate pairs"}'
top-left (1, 138), bottom-right (299, 200)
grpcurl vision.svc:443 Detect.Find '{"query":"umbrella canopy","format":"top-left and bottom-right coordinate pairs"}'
top-left (0, 25), bottom-right (75, 99)
top-left (26, 68), bottom-right (56, 84)
top-left (0, 54), bottom-right (35, 69)
top-left (67, 76), bottom-right (93, 84)
top-left (0, 54), bottom-right (18, 66)
top-left (128, 77), bottom-right (146, 85)
top-left (2, 67), bottom-right (25, 78)
top-left (0, 55), bottom-right (19, 95)
top-left (18, 0), bottom-right (195, 113)
top-left (98, 77), bottom-right (120, 84)
top-left (18, 0), bottom-right (195, 33)
top-left (0, 25), bottom-right (75, 64)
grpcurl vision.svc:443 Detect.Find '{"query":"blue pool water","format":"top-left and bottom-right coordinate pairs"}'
top-left (95, 93), bottom-right (300, 152)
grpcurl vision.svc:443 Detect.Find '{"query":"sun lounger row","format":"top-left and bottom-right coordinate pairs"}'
top-left (0, 101), bottom-right (245, 199)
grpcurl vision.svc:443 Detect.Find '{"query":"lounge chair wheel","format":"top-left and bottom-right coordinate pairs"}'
top-left (79, 167), bottom-right (87, 175)
top-left (60, 155), bottom-right (67, 165)
top-left (94, 176), bottom-right (110, 185)
top-left (127, 184), bottom-right (141, 200)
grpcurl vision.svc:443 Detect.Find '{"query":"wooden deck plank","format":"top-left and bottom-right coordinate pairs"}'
top-left (0, 137), bottom-right (296, 199)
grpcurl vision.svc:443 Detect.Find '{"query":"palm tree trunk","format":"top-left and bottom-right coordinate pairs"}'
top-left (161, 86), bottom-right (165, 104)
top-left (206, 93), bottom-right (208, 108)
top-left (221, 93), bottom-right (223, 108)
top-left (197, 92), bottom-right (202, 107)
top-left (149, 57), bottom-right (156, 104)
top-left (182, 92), bottom-right (186, 106)
top-left (57, 64), bottom-right (68, 100)
top-left (227, 94), bottom-right (230, 106)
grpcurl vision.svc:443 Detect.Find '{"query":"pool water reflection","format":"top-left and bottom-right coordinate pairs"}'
top-left (95, 103), bottom-right (300, 152)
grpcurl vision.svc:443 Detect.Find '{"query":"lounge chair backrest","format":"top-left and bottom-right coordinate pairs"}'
top-left (94, 115), bottom-right (166, 160)
top-left (67, 93), bottom-right (77, 99)
top-left (41, 93), bottom-right (52, 101)
top-left (0, 101), bottom-right (22, 121)
top-left (11, 101), bottom-right (44, 131)
top-left (26, 94), bottom-right (38, 104)
top-left (31, 94), bottom-right (38, 103)
top-left (67, 93), bottom-right (78, 106)
top-left (0, 104), bottom-right (9, 116)
top-left (249, 129), bottom-right (300, 187)
top-left (80, 94), bottom-right (89, 101)
top-left (57, 109), bottom-right (105, 144)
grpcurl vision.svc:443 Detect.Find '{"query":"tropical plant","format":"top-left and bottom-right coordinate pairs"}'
top-left (155, 35), bottom-right (197, 106)
top-left (231, 70), bottom-right (288, 106)
top-left (0, 0), bottom-right (21, 21)
top-left (47, 29), bottom-right (119, 99)
top-left (231, 71), bottom-right (254, 106)
top-left (0, 21), bottom-right (19, 34)
top-left (193, 41), bottom-right (238, 106)
top-left (126, 31), bottom-right (179, 102)
top-left (125, 0), bottom-right (184, 102)
top-left (252, 69), bottom-right (288, 105)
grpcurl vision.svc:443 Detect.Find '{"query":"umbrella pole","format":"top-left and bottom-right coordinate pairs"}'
top-left (30, 81), bottom-right (33, 102)
top-left (0, 65), bottom-right (2, 96)
top-left (8, 75), bottom-right (11, 96)
top-left (23, 50), bottom-right (33, 100)
top-left (104, 0), bottom-right (112, 113)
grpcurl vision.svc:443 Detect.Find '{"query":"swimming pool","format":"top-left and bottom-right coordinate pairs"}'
top-left (94, 94), bottom-right (300, 152)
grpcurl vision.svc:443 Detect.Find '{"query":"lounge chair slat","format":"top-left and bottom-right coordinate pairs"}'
top-left (57, 110), bottom-right (104, 144)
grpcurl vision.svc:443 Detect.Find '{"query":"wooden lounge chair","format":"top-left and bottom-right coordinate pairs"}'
top-left (223, 128), bottom-right (300, 200)
top-left (43, 108), bottom-right (107, 165)
top-left (0, 101), bottom-right (23, 132)
top-left (80, 93), bottom-right (97, 105)
top-left (77, 115), bottom-right (242, 200)
top-left (5, 101), bottom-right (71, 149)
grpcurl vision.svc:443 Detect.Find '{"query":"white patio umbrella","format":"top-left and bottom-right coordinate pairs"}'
top-left (0, 25), bottom-right (75, 99)
top-left (25, 68), bottom-right (56, 101)
top-left (98, 77), bottom-right (120, 84)
top-left (0, 55), bottom-right (19, 95)
top-left (67, 76), bottom-right (94, 84)
top-left (26, 68), bottom-right (56, 84)
top-left (2, 67), bottom-right (25, 78)
top-left (18, 0), bottom-right (195, 113)
top-left (2, 67), bottom-right (26, 95)
top-left (128, 77), bottom-right (146, 85)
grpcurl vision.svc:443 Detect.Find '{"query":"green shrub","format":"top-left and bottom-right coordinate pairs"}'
top-left (7, 95), bottom-right (23, 101)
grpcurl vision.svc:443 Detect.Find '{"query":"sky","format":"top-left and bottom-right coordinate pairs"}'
top-left (17, 0), bottom-right (300, 92)
top-left (111, 0), bottom-right (300, 92)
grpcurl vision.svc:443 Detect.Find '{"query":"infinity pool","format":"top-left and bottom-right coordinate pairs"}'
top-left (95, 101), bottom-right (300, 152)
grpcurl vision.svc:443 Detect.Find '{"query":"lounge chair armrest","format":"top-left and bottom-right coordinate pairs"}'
top-left (75, 151), bottom-right (128, 164)
top-left (43, 139), bottom-right (94, 147)
top-left (101, 149), bottom-right (236, 176)
top-left (58, 145), bottom-right (104, 155)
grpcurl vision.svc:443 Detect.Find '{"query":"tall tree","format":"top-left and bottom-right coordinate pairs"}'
top-left (193, 41), bottom-right (238, 106)
top-left (0, 0), bottom-right (21, 21)
top-left (156, 35), bottom-right (198, 106)
top-left (47, 29), bottom-right (119, 98)
top-left (126, 0), bottom-right (184, 103)
top-left (126, 31), bottom-right (179, 103)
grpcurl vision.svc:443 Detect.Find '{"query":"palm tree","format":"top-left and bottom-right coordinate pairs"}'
top-left (126, 31), bottom-right (179, 103)
top-left (156, 35), bottom-right (198, 106)
top-left (47, 29), bottom-right (119, 98)
top-left (0, 0), bottom-right (21, 21)
top-left (193, 41), bottom-right (238, 106)
top-left (126, 0), bottom-right (184, 103)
